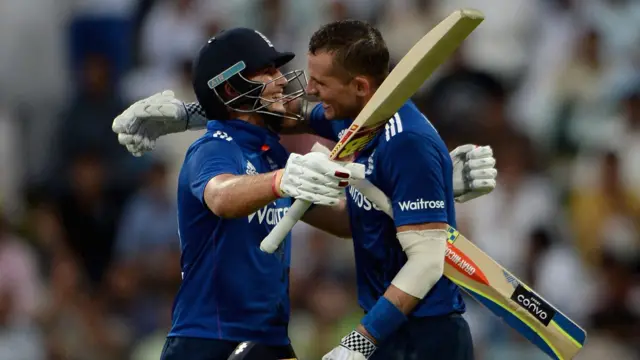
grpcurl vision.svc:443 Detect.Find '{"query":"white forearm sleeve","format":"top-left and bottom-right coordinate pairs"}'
top-left (391, 229), bottom-right (448, 299)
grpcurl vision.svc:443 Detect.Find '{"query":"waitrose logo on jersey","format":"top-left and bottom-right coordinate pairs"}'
top-left (398, 199), bottom-right (445, 211)
top-left (248, 204), bottom-right (290, 225)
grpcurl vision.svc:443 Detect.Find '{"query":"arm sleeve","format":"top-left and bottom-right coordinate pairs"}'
top-left (185, 138), bottom-right (244, 205)
top-left (307, 103), bottom-right (349, 142)
top-left (379, 132), bottom-right (448, 227)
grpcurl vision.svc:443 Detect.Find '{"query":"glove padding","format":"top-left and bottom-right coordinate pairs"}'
top-left (278, 152), bottom-right (365, 206)
top-left (323, 331), bottom-right (376, 360)
top-left (451, 144), bottom-right (497, 203)
top-left (112, 90), bottom-right (188, 156)
top-left (323, 347), bottom-right (367, 360)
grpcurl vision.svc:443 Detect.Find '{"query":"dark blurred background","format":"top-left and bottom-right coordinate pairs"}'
top-left (0, 0), bottom-right (639, 359)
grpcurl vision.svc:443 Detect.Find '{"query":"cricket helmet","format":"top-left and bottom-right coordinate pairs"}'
top-left (192, 27), bottom-right (307, 121)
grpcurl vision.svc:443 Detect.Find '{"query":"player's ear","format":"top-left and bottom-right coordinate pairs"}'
top-left (224, 82), bottom-right (239, 98)
top-left (352, 76), bottom-right (370, 97)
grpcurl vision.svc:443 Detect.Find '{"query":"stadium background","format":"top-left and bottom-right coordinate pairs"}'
top-left (0, 0), bottom-right (638, 359)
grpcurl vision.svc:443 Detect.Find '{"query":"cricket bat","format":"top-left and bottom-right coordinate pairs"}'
top-left (260, 8), bottom-right (485, 253)
top-left (349, 177), bottom-right (588, 360)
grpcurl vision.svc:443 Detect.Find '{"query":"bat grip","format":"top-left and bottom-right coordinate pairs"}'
top-left (260, 199), bottom-right (312, 253)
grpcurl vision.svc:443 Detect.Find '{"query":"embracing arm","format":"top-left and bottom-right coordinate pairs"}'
top-left (204, 172), bottom-right (280, 218)
top-left (205, 151), bottom-right (358, 218)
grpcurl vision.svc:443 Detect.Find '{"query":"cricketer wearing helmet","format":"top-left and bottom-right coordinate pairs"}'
top-left (161, 27), bottom-right (366, 360)
top-left (113, 23), bottom-right (498, 360)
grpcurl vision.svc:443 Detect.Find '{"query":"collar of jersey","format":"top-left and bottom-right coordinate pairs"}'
top-left (207, 119), bottom-right (281, 151)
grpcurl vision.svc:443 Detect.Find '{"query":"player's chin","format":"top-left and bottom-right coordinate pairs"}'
top-left (322, 105), bottom-right (335, 119)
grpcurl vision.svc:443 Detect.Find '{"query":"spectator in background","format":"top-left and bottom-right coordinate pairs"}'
top-left (569, 151), bottom-right (640, 266)
top-left (68, 0), bottom-right (136, 85)
top-left (140, 0), bottom-right (205, 73)
top-left (578, 0), bottom-right (640, 71)
top-left (108, 158), bottom-right (180, 344)
top-left (113, 159), bottom-right (178, 273)
top-left (0, 213), bottom-right (45, 360)
top-left (551, 28), bottom-right (619, 154)
top-left (52, 152), bottom-right (120, 291)
top-left (52, 53), bottom-right (148, 196)
top-left (433, 0), bottom-right (543, 85)
top-left (615, 84), bottom-right (640, 197)
top-left (456, 134), bottom-right (557, 277)
top-left (581, 252), bottom-right (639, 360)
top-left (418, 63), bottom-right (520, 149)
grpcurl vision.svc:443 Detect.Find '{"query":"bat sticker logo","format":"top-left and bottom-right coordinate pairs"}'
top-left (502, 270), bottom-right (519, 288)
top-left (445, 244), bottom-right (489, 286)
top-left (511, 285), bottom-right (557, 326)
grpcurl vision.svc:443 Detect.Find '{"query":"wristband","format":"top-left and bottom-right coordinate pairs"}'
top-left (271, 171), bottom-right (282, 198)
top-left (361, 296), bottom-right (408, 342)
top-left (341, 330), bottom-right (376, 358)
top-left (185, 102), bottom-right (208, 130)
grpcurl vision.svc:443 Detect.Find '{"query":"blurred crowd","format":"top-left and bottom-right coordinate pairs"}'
top-left (0, 0), bottom-right (639, 359)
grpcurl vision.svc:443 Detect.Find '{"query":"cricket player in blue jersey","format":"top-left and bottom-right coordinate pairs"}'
top-left (159, 27), bottom-right (367, 360)
top-left (112, 22), bottom-right (498, 360)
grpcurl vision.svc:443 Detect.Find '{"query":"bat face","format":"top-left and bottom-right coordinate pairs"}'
top-left (444, 227), bottom-right (587, 359)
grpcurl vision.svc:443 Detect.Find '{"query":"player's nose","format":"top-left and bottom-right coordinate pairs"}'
top-left (305, 81), bottom-right (317, 95)
top-left (274, 70), bottom-right (288, 87)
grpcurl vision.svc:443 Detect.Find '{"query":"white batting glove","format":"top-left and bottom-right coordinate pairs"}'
top-left (323, 331), bottom-right (376, 360)
top-left (451, 144), bottom-right (497, 203)
top-left (112, 90), bottom-right (189, 156)
top-left (276, 152), bottom-right (365, 206)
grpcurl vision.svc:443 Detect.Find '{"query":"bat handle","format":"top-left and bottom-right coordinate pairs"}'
top-left (260, 199), bottom-right (312, 253)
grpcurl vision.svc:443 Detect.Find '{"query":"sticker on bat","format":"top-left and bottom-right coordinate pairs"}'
top-left (333, 122), bottom-right (387, 159)
top-left (502, 270), bottom-right (519, 288)
top-left (445, 244), bottom-right (489, 286)
top-left (510, 285), bottom-right (556, 326)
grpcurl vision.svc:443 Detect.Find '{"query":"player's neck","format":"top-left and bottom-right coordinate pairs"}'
top-left (231, 112), bottom-right (266, 128)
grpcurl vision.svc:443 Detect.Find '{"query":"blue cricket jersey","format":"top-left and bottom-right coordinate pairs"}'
top-left (170, 119), bottom-right (293, 345)
top-left (309, 100), bottom-right (466, 317)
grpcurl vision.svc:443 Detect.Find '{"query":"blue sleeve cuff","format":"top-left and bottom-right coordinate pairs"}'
top-left (361, 296), bottom-right (408, 342)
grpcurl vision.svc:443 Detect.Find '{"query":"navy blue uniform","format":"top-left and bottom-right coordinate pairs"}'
top-left (310, 101), bottom-right (473, 359)
top-left (163, 119), bottom-right (296, 360)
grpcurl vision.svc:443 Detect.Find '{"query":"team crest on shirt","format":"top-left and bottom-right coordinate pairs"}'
top-left (246, 160), bottom-right (258, 175)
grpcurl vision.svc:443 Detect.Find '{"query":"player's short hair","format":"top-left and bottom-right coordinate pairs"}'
top-left (309, 20), bottom-right (389, 86)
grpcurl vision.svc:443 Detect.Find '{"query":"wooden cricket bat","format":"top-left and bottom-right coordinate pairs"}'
top-left (349, 178), bottom-right (587, 360)
top-left (260, 8), bottom-right (485, 253)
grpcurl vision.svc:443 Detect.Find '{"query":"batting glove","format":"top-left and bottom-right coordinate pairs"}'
top-left (276, 152), bottom-right (365, 206)
top-left (323, 331), bottom-right (376, 360)
top-left (112, 90), bottom-right (190, 156)
top-left (451, 144), bottom-right (497, 203)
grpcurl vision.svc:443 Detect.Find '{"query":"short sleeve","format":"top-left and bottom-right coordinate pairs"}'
top-left (186, 138), bottom-right (244, 205)
top-left (378, 132), bottom-right (448, 227)
top-left (308, 103), bottom-right (350, 142)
